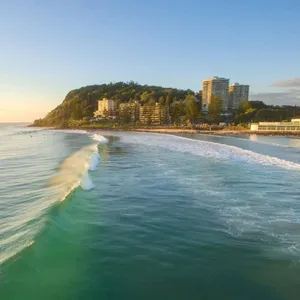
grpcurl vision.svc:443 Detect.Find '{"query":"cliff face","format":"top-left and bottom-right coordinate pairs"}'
top-left (33, 82), bottom-right (195, 127)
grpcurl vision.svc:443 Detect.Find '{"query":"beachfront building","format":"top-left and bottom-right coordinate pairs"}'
top-left (250, 119), bottom-right (300, 131)
top-left (94, 98), bottom-right (115, 118)
top-left (119, 102), bottom-right (140, 122)
top-left (228, 83), bottom-right (249, 110)
top-left (139, 103), bottom-right (170, 125)
top-left (202, 76), bottom-right (229, 112)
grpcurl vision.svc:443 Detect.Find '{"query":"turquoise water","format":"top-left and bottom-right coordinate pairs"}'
top-left (1, 124), bottom-right (300, 300)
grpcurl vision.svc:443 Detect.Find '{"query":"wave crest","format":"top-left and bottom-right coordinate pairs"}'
top-left (92, 134), bottom-right (108, 144)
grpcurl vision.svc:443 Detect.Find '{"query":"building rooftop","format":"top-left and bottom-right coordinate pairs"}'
top-left (203, 76), bottom-right (229, 82)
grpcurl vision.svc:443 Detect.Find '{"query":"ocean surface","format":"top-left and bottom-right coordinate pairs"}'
top-left (1, 123), bottom-right (300, 300)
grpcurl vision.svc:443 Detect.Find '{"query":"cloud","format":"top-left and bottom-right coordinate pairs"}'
top-left (252, 78), bottom-right (300, 105)
top-left (272, 78), bottom-right (300, 87)
top-left (250, 90), bottom-right (300, 106)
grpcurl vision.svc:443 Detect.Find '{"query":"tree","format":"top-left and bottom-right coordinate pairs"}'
top-left (238, 100), bottom-right (252, 114)
top-left (254, 109), bottom-right (284, 122)
top-left (159, 96), bottom-right (165, 105)
top-left (170, 101), bottom-right (185, 125)
top-left (166, 94), bottom-right (172, 106)
top-left (185, 95), bottom-right (199, 124)
top-left (102, 109), bottom-right (109, 120)
top-left (120, 106), bottom-right (131, 123)
top-left (146, 100), bottom-right (156, 125)
top-left (71, 104), bottom-right (82, 120)
top-left (208, 96), bottom-right (221, 123)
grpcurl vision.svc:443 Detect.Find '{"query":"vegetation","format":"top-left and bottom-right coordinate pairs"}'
top-left (208, 96), bottom-right (222, 123)
top-left (33, 81), bottom-right (199, 127)
top-left (233, 100), bottom-right (300, 124)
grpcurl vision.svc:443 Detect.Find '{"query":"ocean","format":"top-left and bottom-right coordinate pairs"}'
top-left (1, 123), bottom-right (300, 300)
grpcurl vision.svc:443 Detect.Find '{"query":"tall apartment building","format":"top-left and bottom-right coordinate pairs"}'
top-left (202, 77), bottom-right (229, 112)
top-left (228, 83), bottom-right (249, 110)
top-left (94, 98), bottom-right (115, 117)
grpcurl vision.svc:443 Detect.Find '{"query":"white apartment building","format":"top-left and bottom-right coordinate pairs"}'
top-left (202, 77), bottom-right (229, 112)
top-left (94, 98), bottom-right (115, 117)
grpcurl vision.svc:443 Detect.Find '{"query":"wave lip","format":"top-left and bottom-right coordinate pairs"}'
top-left (50, 144), bottom-right (101, 198)
top-left (92, 134), bottom-right (108, 144)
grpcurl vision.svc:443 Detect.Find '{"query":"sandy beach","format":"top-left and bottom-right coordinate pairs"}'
top-left (133, 128), bottom-right (300, 136)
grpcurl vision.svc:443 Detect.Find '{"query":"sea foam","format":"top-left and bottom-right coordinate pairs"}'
top-left (88, 152), bottom-right (100, 171)
top-left (122, 133), bottom-right (300, 171)
top-left (80, 171), bottom-right (95, 190)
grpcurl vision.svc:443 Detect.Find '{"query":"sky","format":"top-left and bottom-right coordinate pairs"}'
top-left (1, 0), bottom-right (300, 122)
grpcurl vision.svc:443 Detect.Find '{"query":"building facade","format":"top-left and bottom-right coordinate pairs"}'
top-left (139, 103), bottom-right (169, 125)
top-left (250, 119), bottom-right (300, 131)
top-left (202, 77), bottom-right (229, 112)
top-left (94, 98), bottom-right (115, 118)
top-left (228, 83), bottom-right (249, 110)
top-left (119, 102), bottom-right (140, 122)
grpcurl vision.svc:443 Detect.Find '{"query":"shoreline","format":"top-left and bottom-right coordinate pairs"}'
top-left (133, 128), bottom-right (300, 137)
top-left (29, 125), bottom-right (300, 137)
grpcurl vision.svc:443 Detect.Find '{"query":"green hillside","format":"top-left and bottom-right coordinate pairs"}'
top-left (33, 81), bottom-right (196, 127)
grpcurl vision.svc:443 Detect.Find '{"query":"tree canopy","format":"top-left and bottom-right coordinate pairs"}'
top-left (33, 81), bottom-right (197, 126)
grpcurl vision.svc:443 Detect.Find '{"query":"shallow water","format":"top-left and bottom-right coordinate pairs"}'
top-left (1, 124), bottom-right (300, 300)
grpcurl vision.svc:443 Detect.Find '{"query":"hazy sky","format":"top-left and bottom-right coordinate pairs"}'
top-left (1, 0), bottom-right (300, 122)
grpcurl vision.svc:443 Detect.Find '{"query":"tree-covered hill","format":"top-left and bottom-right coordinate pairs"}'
top-left (33, 81), bottom-right (197, 127)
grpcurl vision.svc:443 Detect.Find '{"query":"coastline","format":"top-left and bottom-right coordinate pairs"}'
top-left (29, 124), bottom-right (300, 137)
top-left (133, 128), bottom-right (300, 136)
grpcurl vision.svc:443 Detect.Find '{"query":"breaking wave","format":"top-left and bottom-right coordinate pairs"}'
top-left (0, 130), bottom-right (108, 265)
top-left (50, 133), bottom-right (107, 198)
top-left (50, 145), bottom-right (101, 198)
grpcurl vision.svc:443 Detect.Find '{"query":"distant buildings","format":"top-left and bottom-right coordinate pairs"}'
top-left (202, 77), bottom-right (229, 112)
top-left (93, 76), bottom-right (251, 121)
top-left (139, 103), bottom-right (169, 125)
top-left (119, 102), bottom-right (140, 122)
top-left (250, 119), bottom-right (300, 131)
top-left (228, 83), bottom-right (249, 110)
top-left (94, 98), bottom-right (115, 118)
top-left (202, 77), bottom-right (250, 112)
top-left (119, 102), bottom-right (169, 125)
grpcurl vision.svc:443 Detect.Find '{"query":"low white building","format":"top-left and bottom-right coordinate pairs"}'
top-left (250, 119), bottom-right (300, 131)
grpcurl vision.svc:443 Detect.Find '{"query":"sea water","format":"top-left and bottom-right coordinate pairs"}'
top-left (1, 124), bottom-right (300, 300)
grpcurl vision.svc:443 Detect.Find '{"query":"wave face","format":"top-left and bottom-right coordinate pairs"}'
top-left (50, 144), bottom-right (99, 197)
top-left (0, 126), bottom-right (106, 265)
